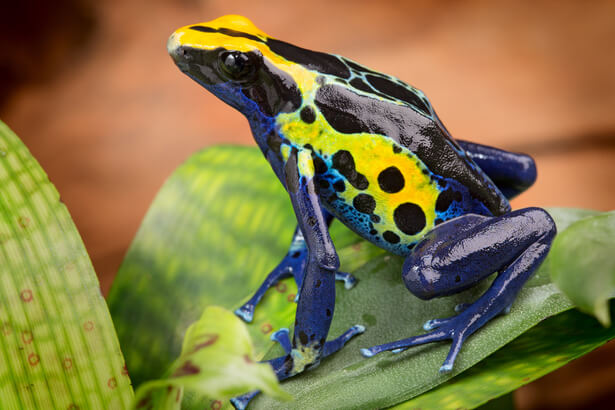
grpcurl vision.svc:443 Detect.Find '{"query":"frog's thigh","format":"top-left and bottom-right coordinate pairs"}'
top-left (402, 208), bottom-right (555, 299)
top-left (457, 140), bottom-right (537, 200)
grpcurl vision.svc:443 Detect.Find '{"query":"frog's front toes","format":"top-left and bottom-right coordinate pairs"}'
top-left (335, 271), bottom-right (358, 290)
top-left (234, 304), bottom-right (255, 323)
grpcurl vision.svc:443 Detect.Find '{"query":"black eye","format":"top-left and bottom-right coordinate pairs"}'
top-left (219, 51), bottom-right (254, 80)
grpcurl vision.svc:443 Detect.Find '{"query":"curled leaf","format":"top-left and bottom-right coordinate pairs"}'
top-left (133, 306), bottom-right (291, 409)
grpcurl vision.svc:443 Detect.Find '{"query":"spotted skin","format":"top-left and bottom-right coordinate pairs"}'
top-left (168, 15), bottom-right (554, 409)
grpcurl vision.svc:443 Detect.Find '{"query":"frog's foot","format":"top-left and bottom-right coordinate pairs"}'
top-left (362, 208), bottom-right (556, 373)
top-left (335, 271), bottom-right (358, 290)
top-left (361, 303), bottom-right (520, 373)
top-left (230, 324), bottom-right (364, 409)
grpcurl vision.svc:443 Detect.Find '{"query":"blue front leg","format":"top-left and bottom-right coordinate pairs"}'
top-left (361, 207), bottom-right (556, 373)
top-left (235, 211), bottom-right (357, 322)
top-left (231, 147), bottom-right (363, 409)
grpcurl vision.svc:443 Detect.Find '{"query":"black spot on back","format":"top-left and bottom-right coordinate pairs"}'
top-left (378, 166), bottom-right (405, 193)
top-left (300, 106), bottom-right (316, 123)
top-left (365, 75), bottom-right (431, 116)
top-left (353, 193), bottom-right (376, 214)
top-left (318, 179), bottom-right (330, 189)
top-left (383, 231), bottom-right (400, 244)
top-left (316, 99), bottom-right (370, 134)
top-left (393, 203), bottom-right (426, 235)
top-left (436, 189), bottom-right (455, 212)
top-left (333, 180), bottom-right (346, 192)
top-left (267, 38), bottom-right (351, 78)
top-left (393, 145), bottom-right (402, 154)
top-left (312, 154), bottom-right (328, 174)
top-left (298, 331), bottom-right (308, 345)
top-left (349, 78), bottom-right (373, 93)
top-left (331, 150), bottom-right (369, 190)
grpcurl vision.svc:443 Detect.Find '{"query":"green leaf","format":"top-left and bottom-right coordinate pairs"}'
top-left (550, 211), bottom-right (615, 326)
top-left (133, 306), bottom-right (290, 409)
top-left (109, 145), bottom-right (609, 409)
top-left (0, 121), bottom-right (133, 408)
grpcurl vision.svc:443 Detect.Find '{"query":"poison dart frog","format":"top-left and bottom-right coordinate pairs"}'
top-left (168, 15), bottom-right (556, 408)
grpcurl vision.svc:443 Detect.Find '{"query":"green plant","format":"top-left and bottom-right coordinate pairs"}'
top-left (0, 121), bottom-right (613, 409)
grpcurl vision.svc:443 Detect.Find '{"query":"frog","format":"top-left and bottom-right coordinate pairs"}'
top-left (167, 15), bottom-right (556, 409)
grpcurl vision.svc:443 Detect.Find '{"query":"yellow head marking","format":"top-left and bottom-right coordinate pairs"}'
top-left (168, 15), bottom-right (320, 95)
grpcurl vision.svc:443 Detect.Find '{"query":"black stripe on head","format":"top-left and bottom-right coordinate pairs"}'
top-left (189, 26), bottom-right (265, 43)
top-left (266, 39), bottom-right (351, 79)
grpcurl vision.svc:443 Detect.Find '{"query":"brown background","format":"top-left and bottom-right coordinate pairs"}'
top-left (1, 0), bottom-right (615, 408)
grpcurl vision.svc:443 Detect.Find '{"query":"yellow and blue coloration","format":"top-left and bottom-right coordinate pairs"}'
top-left (168, 15), bottom-right (556, 409)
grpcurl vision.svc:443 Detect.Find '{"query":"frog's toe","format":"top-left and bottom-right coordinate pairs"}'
top-left (335, 271), bottom-right (358, 290)
top-left (423, 317), bottom-right (453, 331)
top-left (234, 305), bottom-right (254, 323)
top-left (454, 303), bottom-right (470, 313)
top-left (230, 391), bottom-right (258, 410)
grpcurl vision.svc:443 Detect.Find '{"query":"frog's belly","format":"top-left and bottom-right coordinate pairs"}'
top-left (314, 149), bottom-right (491, 257)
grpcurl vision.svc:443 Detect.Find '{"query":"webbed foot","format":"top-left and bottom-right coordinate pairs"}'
top-left (360, 308), bottom-right (489, 373)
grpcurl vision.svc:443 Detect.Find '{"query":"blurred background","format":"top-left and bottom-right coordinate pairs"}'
top-left (1, 0), bottom-right (614, 408)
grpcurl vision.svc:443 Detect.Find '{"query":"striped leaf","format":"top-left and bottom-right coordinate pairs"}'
top-left (0, 121), bottom-right (133, 409)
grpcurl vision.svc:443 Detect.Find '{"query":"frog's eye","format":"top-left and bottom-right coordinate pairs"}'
top-left (218, 51), bottom-right (255, 80)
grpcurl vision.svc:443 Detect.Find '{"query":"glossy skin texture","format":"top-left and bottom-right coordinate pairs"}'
top-left (168, 15), bottom-right (555, 409)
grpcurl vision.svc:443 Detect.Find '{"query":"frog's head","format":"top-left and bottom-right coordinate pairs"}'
top-left (168, 15), bottom-right (314, 118)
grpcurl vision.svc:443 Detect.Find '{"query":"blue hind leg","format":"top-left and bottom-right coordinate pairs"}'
top-left (361, 207), bottom-right (556, 373)
top-left (458, 140), bottom-right (537, 200)
top-left (235, 211), bottom-right (357, 322)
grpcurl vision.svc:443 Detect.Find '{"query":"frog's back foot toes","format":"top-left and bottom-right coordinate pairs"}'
top-left (234, 305), bottom-right (254, 323)
top-left (335, 271), bottom-right (358, 290)
top-left (423, 317), bottom-right (453, 331)
top-left (230, 391), bottom-right (259, 410)
top-left (454, 303), bottom-right (470, 313)
top-left (360, 328), bottom-right (449, 359)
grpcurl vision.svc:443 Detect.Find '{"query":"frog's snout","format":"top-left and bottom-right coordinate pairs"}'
top-left (167, 32), bottom-right (185, 62)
